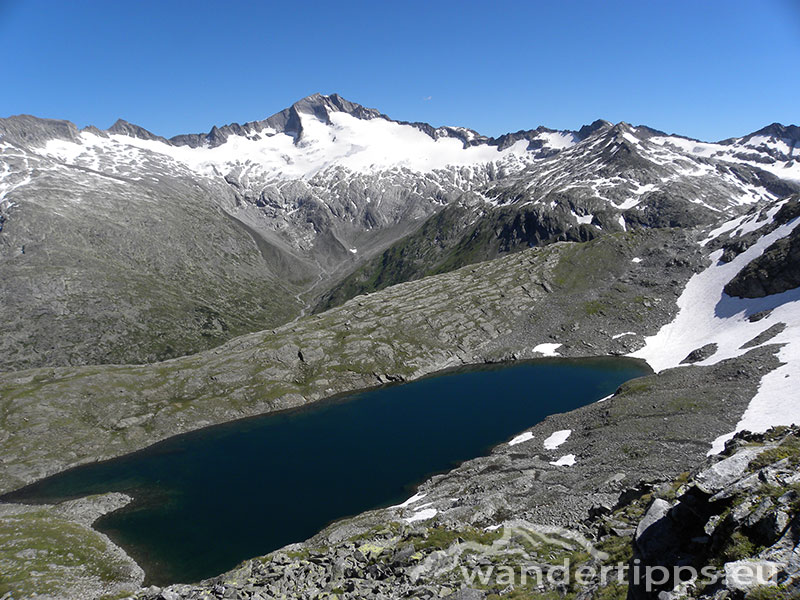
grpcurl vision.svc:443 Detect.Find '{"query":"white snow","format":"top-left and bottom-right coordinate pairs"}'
top-left (543, 429), bottom-right (572, 450)
top-left (622, 131), bottom-right (640, 145)
top-left (631, 257), bottom-right (642, 264)
top-left (348, 248), bottom-right (358, 254)
top-left (711, 316), bottom-right (800, 452)
top-left (538, 131), bottom-right (579, 150)
top-left (390, 491), bottom-right (427, 509)
top-left (631, 216), bottom-right (800, 373)
top-left (484, 524), bottom-right (503, 531)
top-left (596, 394), bottom-right (614, 403)
top-left (612, 331), bottom-right (637, 339)
top-left (633, 183), bottom-right (657, 195)
top-left (700, 213), bottom-right (753, 246)
top-left (508, 431), bottom-right (534, 446)
top-left (549, 454), bottom-right (577, 467)
top-left (647, 135), bottom-right (800, 184)
top-left (744, 135), bottom-right (796, 158)
top-left (628, 212), bottom-right (800, 453)
top-left (571, 210), bottom-right (594, 225)
top-left (0, 173), bottom-right (31, 204)
top-left (403, 507), bottom-right (438, 523)
top-left (41, 110), bottom-right (533, 181)
top-left (533, 343), bottom-right (562, 356)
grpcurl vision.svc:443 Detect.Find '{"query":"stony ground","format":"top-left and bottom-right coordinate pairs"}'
top-left (0, 493), bottom-right (143, 599)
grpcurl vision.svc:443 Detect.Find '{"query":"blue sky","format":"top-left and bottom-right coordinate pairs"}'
top-left (1, 0), bottom-right (798, 141)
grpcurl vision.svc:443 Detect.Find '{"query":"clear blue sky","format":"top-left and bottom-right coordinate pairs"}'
top-left (1, 0), bottom-right (798, 141)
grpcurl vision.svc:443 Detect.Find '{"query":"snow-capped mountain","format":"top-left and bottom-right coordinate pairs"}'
top-left (0, 93), bottom-right (798, 372)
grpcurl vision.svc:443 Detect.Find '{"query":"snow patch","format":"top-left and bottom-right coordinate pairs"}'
top-left (627, 212), bottom-right (800, 453)
top-left (571, 210), bottom-right (594, 225)
top-left (390, 492), bottom-right (427, 509)
top-left (533, 343), bottom-right (562, 356)
top-left (630, 216), bottom-right (800, 373)
top-left (543, 429), bottom-right (572, 450)
top-left (612, 331), bottom-right (637, 339)
top-left (404, 508), bottom-right (438, 523)
top-left (549, 454), bottom-right (577, 467)
top-left (538, 131), bottom-right (579, 150)
top-left (508, 431), bottom-right (534, 446)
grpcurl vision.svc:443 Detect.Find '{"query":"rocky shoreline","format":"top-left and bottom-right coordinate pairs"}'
top-left (135, 397), bottom-right (800, 600)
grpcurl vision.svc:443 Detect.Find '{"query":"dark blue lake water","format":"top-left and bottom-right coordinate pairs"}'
top-left (2, 358), bottom-right (649, 585)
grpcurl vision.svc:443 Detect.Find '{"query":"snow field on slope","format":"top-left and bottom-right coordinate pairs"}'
top-left (630, 213), bottom-right (800, 452)
top-left (42, 110), bottom-right (535, 180)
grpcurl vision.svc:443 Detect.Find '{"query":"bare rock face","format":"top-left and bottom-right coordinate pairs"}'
top-left (681, 343), bottom-right (719, 364)
top-left (724, 225), bottom-right (800, 298)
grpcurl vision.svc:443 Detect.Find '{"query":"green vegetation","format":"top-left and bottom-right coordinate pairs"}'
top-left (595, 534), bottom-right (634, 565)
top-left (617, 379), bottom-right (653, 395)
top-left (748, 435), bottom-right (800, 471)
top-left (405, 525), bottom-right (503, 551)
top-left (746, 585), bottom-right (794, 600)
top-left (595, 581), bottom-right (629, 600)
top-left (720, 531), bottom-right (762, 563)
top-left (583, 299), bottom-right (607, 316)
top-left (667, 396), bottom-right (701, 412)
top-left (285, 548), bottom-right (311, 561)
top-left (0, 508), bottom-right (135, 598)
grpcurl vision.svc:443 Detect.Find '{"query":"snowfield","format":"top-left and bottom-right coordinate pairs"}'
top-left (41, 110), bottom-right (538, 183)
top-left (631, 208), bottom-right (800, 453)
top-left (403, 507), bottom-right (438, 523)
top-left (390, 491), bottom-right (427, 509)
top-left (508, 431), bottom-right (534, 446)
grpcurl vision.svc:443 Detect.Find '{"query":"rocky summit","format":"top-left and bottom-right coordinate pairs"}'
top-left (1, 95), bottom-right (800, 600)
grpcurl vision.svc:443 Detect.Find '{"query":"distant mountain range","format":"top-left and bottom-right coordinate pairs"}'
top-left (0, 93), bottom-right (798, 371)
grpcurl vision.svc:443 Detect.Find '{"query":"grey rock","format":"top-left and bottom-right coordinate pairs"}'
top-left (725, 215), bottom-right (800, 298)
top-left (680, 343), bottom-right (719, 364)
top-left (694, 447), bottom-right (768, 494)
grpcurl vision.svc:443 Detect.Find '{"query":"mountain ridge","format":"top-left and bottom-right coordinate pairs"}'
top-left (4, 93), bottom-right (797, 152)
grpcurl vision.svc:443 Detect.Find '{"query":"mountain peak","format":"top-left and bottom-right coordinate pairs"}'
top-left (748, 122), bottom-right (800, 143)
top-left (166, 94), bottom-right (388, 149)
top-left (288, 93), bottom-right (385, 123)
top-left (0, 114), bottom-right (81, 147)
top-left (108, 119), bottom-right (165, 142)
top-left (576, 119), bottom-right (612, 140)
